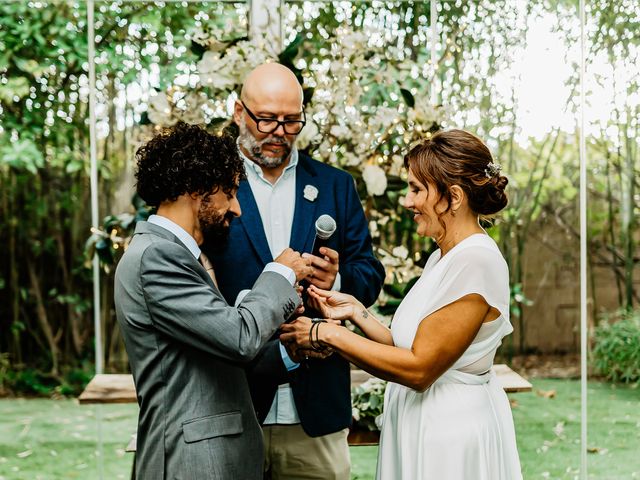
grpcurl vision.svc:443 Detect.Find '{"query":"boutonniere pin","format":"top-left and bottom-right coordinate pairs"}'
top-left (303, 185), bottom-right (319, 202)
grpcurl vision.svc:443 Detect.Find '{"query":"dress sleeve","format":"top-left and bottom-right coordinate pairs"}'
top-left (418, 245), bottom-right (510, 323)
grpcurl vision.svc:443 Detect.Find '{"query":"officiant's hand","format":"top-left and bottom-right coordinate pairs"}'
top-left (307, 285), bottom-right (363, 321)
top-left (303, 247), bottom-right (339, 290)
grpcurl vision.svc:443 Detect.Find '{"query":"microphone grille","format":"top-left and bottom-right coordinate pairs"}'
top-left (315, 214), bottom-right (337, 239)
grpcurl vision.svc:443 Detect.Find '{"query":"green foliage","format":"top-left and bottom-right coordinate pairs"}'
top-left (592, 310), bottom-right (640, 385)
top-left (351, 378), bottom-right (386, 431)
top-left (85, 194), bottom-right (152, 271)
top-left (0, 353), bottom-right (10, 395)
top-left (55, 367), bottom-right (95, 397)
top-left (0, 139), bottom-right (44, 174)
top-left (377, 276), bottom-right (420, 316)
top-left (7, 369), bottom-right (58, 396)
top-left (0, 1), bottom-right (246, 374)
top-left (0, 363), bottom-right (94, 397)
top-left (509, 283), bottom-right (533, 320)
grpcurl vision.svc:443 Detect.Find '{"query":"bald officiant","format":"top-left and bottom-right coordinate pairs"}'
top-left (204, 63), bottom-right (385, 479)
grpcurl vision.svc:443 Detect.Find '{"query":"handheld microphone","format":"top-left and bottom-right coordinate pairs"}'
top-left (310, 214), bottom-right (337, 257)
top-left (298, 215), bottom-right (337, 311)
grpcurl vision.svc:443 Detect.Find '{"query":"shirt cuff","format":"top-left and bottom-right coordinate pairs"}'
top-left (234, 289), bottom-right (251, 307)
top-left (332, 272), bottom-right (342, 291)
top-left (264, 262), bottom-right (296, 286)
top-left (279, 342), bottom-right (300, 371)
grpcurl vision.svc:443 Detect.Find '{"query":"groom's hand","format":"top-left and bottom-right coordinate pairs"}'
top-left (282, 339), bottom-right (332, 362)
top-left (275, 248), bottom-right (314, 282)
top-left (303, 247), bottom-right (339, 290)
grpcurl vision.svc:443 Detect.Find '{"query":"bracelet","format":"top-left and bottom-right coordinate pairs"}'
top-left (309, 319), bottom-right (327, 352)
top-left (310, 321), bottom-right (322, 352)
top-left (308, 321), bottom-right (316, 352)
top-left (314, 320), bottom-right (322, 346)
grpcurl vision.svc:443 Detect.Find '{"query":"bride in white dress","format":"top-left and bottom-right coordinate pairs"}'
top-left (281, 129), bottom-right (522, 479)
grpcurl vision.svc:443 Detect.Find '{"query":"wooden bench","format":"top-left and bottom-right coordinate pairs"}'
top-left (79, 364), bottom-right (531, 405)
top-left (79, 364), bottom-right (531, 450)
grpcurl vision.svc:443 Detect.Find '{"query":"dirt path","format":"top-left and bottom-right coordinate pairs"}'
top-left (509, 354), bottom-right (581, 379)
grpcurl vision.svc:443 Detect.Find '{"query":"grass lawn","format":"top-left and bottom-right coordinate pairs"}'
top-left (0, 379), bottom-right (638, 479)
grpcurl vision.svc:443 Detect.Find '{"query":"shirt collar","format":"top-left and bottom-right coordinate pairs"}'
top-left (237, 140), bottom-right (299, 183)
top-left (147, 214), bottom-right (201, 259)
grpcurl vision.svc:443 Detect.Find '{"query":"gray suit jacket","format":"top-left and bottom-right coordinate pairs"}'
top-left (114, 221), bottom-right (299, 480)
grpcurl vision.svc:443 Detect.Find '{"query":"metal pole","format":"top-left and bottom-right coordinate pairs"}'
top-left (430, 0), bottom-right (438, 106)
top-left (579, 0), bottom-right (588, 478)
top-left (88, 0), bottom-right (103, 376)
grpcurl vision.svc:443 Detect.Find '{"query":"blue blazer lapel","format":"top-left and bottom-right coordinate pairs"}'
top-left (290, 155), bottom-right (319, 253)
top-left (237, 181), bottom-right (273, 265)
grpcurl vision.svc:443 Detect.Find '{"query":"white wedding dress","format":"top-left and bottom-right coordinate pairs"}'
top-left (376, 234), bottom-right (522, 480)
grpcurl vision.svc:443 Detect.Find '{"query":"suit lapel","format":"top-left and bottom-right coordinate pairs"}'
top-left (290, 156), bottom-right (319, 253)
top-left (237, 181), bottom-right (273, 264)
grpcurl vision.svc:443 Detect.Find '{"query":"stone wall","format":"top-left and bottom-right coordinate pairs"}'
top-left (511, 220), bottom-right (639, 353)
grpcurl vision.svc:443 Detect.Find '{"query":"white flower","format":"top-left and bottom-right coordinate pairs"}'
top-left (362, 164), bottom-right (387, 196)
top-left (191, 27), bottom-right (212, 47)
top-left (303, 185), bottom-right (319, 202)
top-left (392, 246), bottom-right (409, 260)
top-left (352, 407), bottom-right (361, 422)
top-left (329, 124), bottom-right (351, 139)
top-left (295, 120), bottom-right (320, 150)
top-left (147, 93), bottom-right (177, 126)
top-left (368, 220), bottom-right (379, 238)
top-left (389, 155), bottom-right (404, 176)
top-left (343, 151), bottom-right (361, 167)
top-left (318, 139), bottom-right (333, 155)
top-left (375, 414), bottom-right (384, 430)
top-left (197, 51), bottom-right (236, 90)
top-left (178, 92), bottom-right (206, 125)
top-left (410, 98), bottom-right (442, 127)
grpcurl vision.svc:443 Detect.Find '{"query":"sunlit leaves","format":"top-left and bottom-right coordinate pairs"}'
top-left (0, 138), bottom-right (44, 174)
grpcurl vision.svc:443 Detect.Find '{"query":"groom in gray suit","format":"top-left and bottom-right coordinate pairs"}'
top-left (114, 122), bottom-right (313, 480)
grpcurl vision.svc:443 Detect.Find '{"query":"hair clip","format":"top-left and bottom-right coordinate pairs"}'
top-left (484, 162), bottom-right (502, 179)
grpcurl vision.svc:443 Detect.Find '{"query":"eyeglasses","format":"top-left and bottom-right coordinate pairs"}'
top-left (241, 101), bottom-right (306, 135)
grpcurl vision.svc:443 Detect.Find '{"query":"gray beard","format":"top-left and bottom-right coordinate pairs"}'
top-left (237, 117), bottom-right (292, 168)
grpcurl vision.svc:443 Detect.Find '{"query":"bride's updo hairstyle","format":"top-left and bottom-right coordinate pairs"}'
top-left (404, 129), bottom-right (508, 219)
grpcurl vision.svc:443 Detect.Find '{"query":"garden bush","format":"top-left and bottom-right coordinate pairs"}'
top-left (592, 309), bottom-right (640, 385)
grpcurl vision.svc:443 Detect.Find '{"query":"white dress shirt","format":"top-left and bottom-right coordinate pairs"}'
top-left (148, 214), bottom-right (201, 259)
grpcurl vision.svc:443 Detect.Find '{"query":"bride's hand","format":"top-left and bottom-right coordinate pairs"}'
top-left (307, 285), bottom-right (362, 321)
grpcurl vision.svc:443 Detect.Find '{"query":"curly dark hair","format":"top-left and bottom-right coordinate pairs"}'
top-left (135, 122), bottom-right (245, 207)
top-left (404, 129), bottom-right (508, 225)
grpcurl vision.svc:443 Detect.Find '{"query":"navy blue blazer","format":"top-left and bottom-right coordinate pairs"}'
top-left (205, 153), bottom-right (385, 437)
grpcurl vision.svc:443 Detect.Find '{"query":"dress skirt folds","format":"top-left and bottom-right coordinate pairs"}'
top-left (376, 234), bottom-right (522, 480)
